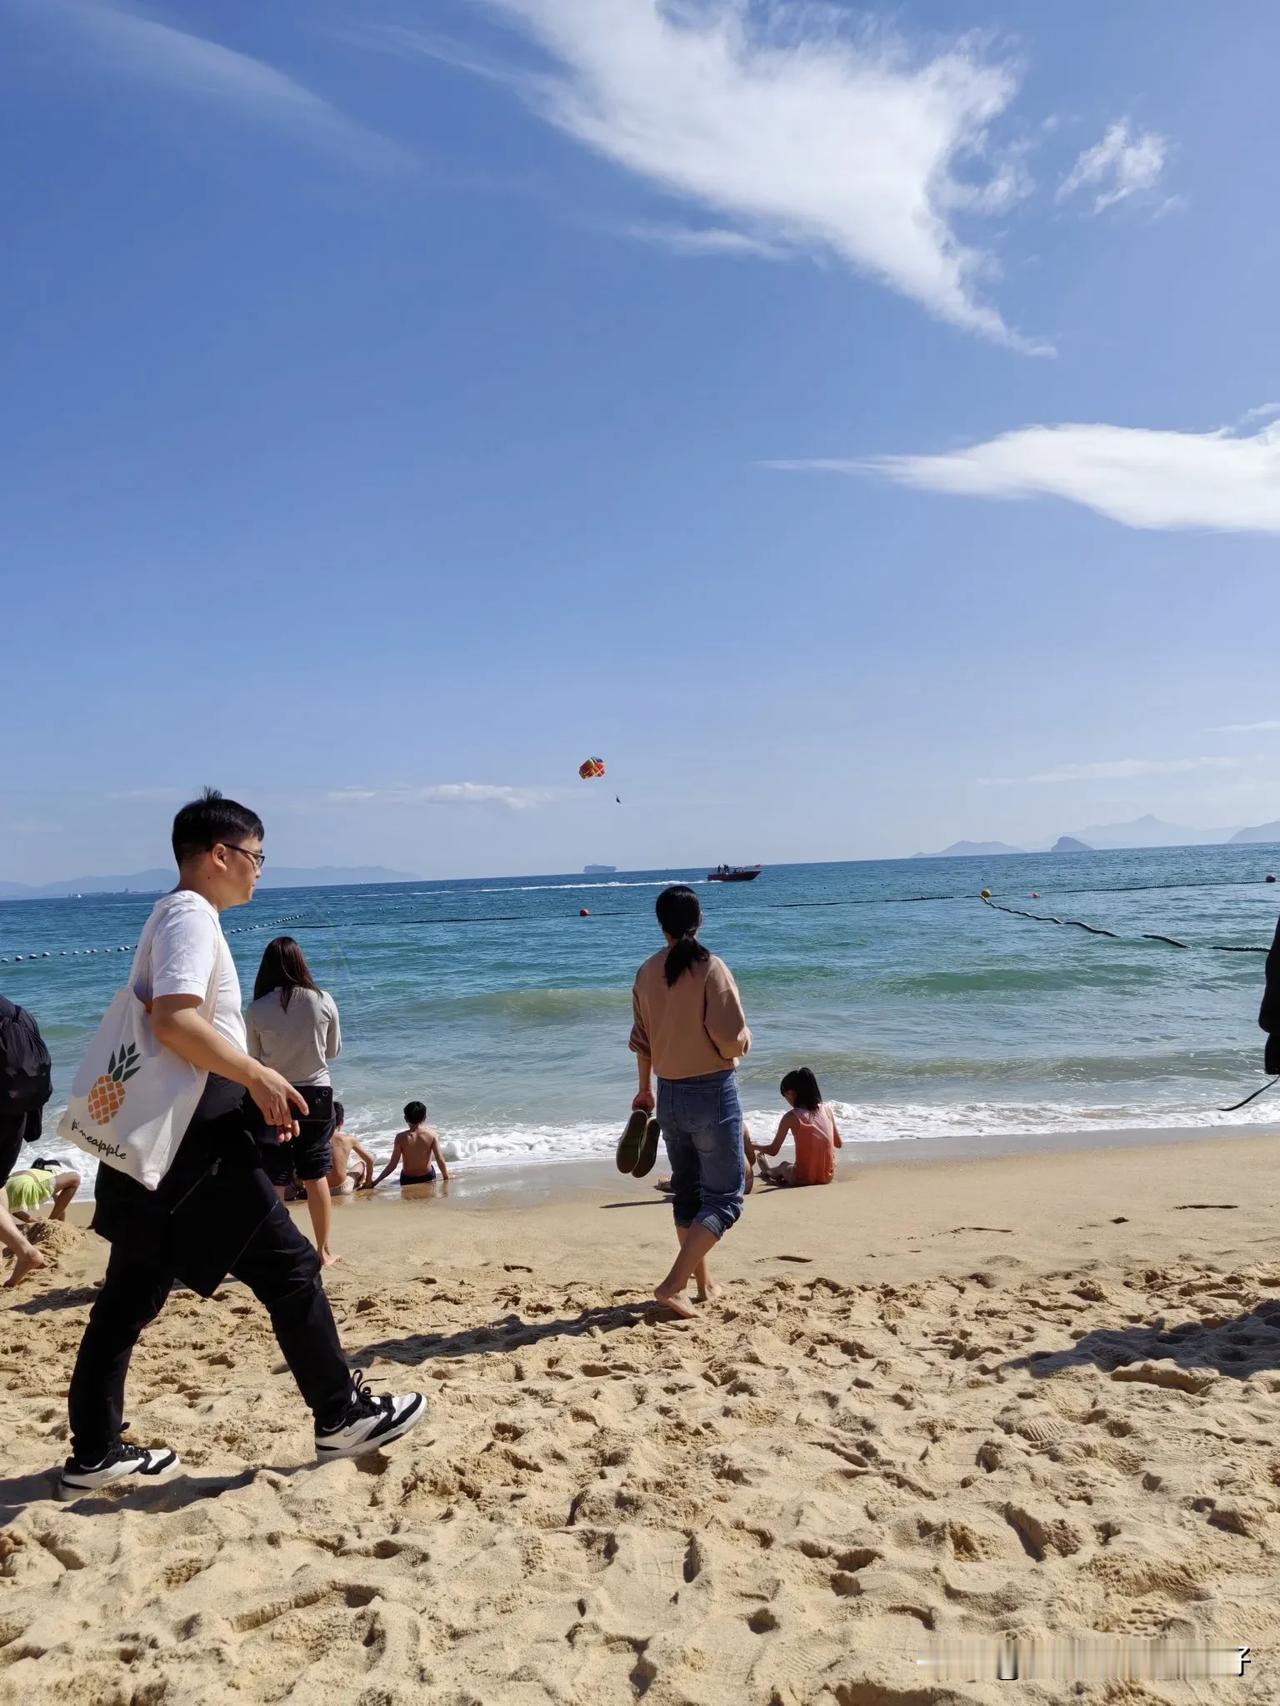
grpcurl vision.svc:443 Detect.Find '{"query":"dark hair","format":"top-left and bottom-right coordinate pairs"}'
top-left (655, 885), bottom-right (710, 986)
top-left (32, 1158), bottom-right (57, 1171)
top-left (404, 1100), bottom-right (427, 1125)
top-left (172, 787), bottom-right (264, 866)
top-left (253, 937), bottom-right (320, 1011)
top-left (333, 1101), bottom-right (345, 1128)
top-left (780, 1068), bottom-right (822, 1111)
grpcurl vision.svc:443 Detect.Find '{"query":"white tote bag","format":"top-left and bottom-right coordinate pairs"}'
top-left (59, 908), bottom-right (223, 1190)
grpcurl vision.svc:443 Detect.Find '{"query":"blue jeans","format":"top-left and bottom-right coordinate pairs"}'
top-left (658, 1069), bottom-right (744, 1240)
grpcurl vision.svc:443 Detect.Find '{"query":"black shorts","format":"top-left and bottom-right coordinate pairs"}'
top-left (401, 1168), bottom-right (437, 1185)
top-left (255, 1086), bottom-right (336, 1187)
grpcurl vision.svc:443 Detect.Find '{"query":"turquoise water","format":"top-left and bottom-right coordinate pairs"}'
top-left (2, 847), bottom-right (1277, 1184)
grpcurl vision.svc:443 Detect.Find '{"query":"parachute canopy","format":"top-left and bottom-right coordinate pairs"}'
top-left (578, 757), bottom-right (606, 780)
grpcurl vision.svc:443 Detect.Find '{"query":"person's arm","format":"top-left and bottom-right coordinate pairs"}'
top-left (370, 1135), bottom-right (404, 1189)
top-left (326, 994), bottom-right (341, 1062)
top-left (830, 1111), bottom-right (843, 1149)
top-left (628, 980), bottom-right (654, 1111)
top-left (432, 1133), bottom-right (450, 1182)
top-left (53, 1171), bottom-right (81, 1193)
top-left (704, 961), bottom-right (752, 1062)
top-left (758, 1114), bottom-right (793, 1158)
top-left (352, 1140), bottom-right (376, 1187)
top-left (151, 997), bottom-right (306, 1132)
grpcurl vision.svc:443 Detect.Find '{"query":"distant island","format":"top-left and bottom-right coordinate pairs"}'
top-left (583, 864), bottom-right (617, 875)
top-left (914, 840), bottom-right (1025, 859)
top-left (916, 814), bottom-right (1280, 858)
top-left (0, 864), bottom-right (423, 901)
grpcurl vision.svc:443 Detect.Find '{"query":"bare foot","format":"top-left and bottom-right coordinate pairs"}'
top-left (653, 1286), bottom-right (698, 1320)
top-left (5, 1246), bottom-right (47, 1289)
top-left (320, 1248), bottom-right (341, 1268)
top-left (693, 1281), bottom-right (718, 1304)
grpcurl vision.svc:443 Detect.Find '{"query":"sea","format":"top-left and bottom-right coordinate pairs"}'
top-left (2, 846), bottom-right (1278, 1196)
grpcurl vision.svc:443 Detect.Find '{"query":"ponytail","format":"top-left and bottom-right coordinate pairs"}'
top-left (664, 927), bottom-right (710, 987)
top-left (655, 885), bottom-right (710, 986)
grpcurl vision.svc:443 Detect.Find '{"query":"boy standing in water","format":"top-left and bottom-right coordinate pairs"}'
top-left (370, 1101), bottom-right (451, 1188)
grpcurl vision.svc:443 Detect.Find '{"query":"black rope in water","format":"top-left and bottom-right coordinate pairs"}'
top-left (982, 896), bottom-right (1268, 954)
top-left (1219, 1078), bottom-right (1280, 1113)
top-left (982, 898), bottom-right (1119, 937)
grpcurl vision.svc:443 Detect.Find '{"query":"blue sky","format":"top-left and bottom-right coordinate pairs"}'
top-left (3, 0), bottom-right (1279, 881)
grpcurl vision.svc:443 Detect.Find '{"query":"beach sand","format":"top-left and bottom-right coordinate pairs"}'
top-left (2, 1130), bottom-right (1278, 1704)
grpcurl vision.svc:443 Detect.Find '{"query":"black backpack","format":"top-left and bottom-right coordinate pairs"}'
top-left (0, 1001), bottom-right (53, 1116)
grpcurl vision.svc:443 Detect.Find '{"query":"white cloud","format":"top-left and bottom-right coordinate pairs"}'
top-left (773, 413), bottom-right (1280, 533)
top-left (1057, 119), bottom-right (1167, 214)
top-left (326, 784), bottom-right (549, 811)
top-left (38, 0), bottom-right (410, 171)
top-left (1211, 721), bottom-right (1280, 734)
top-left (406, 0), bottom-right (1044, 347)
top-left (620, 221), bottom-right (785, 258)
top-left (1240, 403), bottom-right (1280, 426)
top-left (980, 757), bottom-right (1239, 787)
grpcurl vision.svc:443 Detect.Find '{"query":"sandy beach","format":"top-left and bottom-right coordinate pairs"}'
top-left (2, 1129), bottom-right (1279, 1704)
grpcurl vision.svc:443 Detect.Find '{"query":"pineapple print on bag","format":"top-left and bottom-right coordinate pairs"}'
top-left (87, 1044), bottom-right (142, 1124)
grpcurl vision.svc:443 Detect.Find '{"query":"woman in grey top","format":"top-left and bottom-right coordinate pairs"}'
top-left (247, 938), bottom-right (342, 1264)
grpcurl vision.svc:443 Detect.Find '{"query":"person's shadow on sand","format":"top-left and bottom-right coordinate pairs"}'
top-left (6, 1285), bottom-right (99, 1315)
top-left (0, 1467), bottom-right (259, 1525)
top-left (349, 1302), bottom-right (650, 1370)
top-left (1007, 1297), bottom-right (1280, 1385)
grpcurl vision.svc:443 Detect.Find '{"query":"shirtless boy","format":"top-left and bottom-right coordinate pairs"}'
top-left (370, 1101), bottom-right (450, 1188)
top-left (327, 1103), bottom-right (376, 1194)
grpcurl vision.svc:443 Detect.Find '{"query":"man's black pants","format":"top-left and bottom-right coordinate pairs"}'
top-left (0, 1112), bottom-right (31, 1188)
top-left (68, 1195), bottom-right (351, 1466)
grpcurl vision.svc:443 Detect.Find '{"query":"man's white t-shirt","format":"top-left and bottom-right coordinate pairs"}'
top-left (134, 890), bottom-right (246, 1053)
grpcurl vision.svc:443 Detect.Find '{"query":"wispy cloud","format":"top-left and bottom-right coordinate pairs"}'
top-left (391, 0), bottom-right (1045, 348)
top-left (1210, 721), bottom-right (1280, 734)
top-left (325, 783), bottom-right (550, 811)
top-left (620, 221), bottom-right (785, 259)
top-left (980, 758), bottom-right (1239, 786)
top-left (35, 0), bottom-right (411, 172)
top-left (770, 412), bottom-right (1280, 534)
top-left (1057, 119), bottom-right (1167, 214)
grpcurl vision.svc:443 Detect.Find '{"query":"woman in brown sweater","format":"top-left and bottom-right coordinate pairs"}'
top-left (630, 885), bottom-right (751, 1317)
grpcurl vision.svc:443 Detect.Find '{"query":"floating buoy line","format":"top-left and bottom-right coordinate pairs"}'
top-left (981, 895), bottom-right (1268, 955)
top-left (0, 915), bottom-right (306, 967)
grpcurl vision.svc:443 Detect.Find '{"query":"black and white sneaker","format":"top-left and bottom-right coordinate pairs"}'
top-left (315, 1375), bottom-right (426, 1463)
top-left (57, 1440), bottom-right (181, 1502)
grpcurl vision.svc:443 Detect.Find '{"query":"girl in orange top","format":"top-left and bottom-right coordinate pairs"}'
top-left (756, 1068), bottom-right (842, 1187)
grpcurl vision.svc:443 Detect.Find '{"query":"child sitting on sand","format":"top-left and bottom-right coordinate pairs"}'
top-left (327, 1103), bottom-right (376, 1194)
top-left (755, 1070), bottom-right (842, 1187)
top-left (370, 1101), bottom-right (451, 1189)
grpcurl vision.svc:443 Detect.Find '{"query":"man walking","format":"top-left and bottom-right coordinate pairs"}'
top-left (60, 789), bottom-right (424, 1499)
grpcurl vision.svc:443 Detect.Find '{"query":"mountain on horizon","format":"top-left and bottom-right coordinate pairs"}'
top-left (914, 840), bottom-right (1026, 859)
top-left (1052, 836), bottom-right (1092, 853)
top-left (1069, 813), bottom-right (1237, 849)
top-left (1229, 821), bottom-right (1280, 845)
top-left (0, 865), bottom-right (423, 901)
